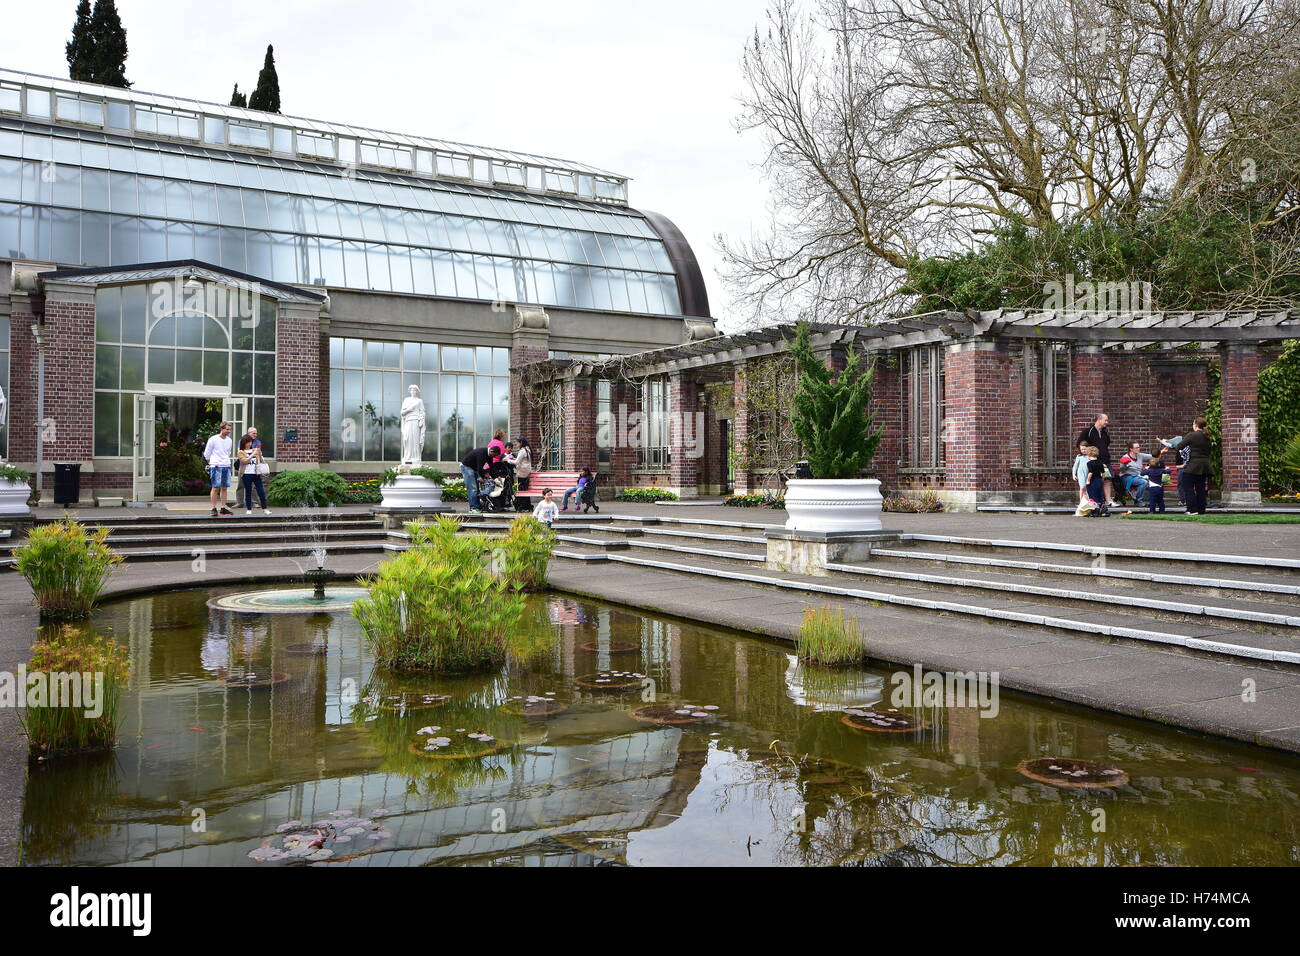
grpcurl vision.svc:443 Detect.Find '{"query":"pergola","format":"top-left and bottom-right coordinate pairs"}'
top-left (514, 309), bottom-right (1297, 508)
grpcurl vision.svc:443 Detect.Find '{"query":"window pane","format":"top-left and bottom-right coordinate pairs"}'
top-left (94, 392), bottom-right (119, 456)
top-left (203, 349), bottom-right (228, 387)
top-left (121, 346), bottom-right (145, 391)
top-left (96, 287), bottom-right (121, 341)
top-left (176, 348), bottom-right (202, 383)
top-left (254, 353), bottom-right (276, 394)
top-left (148, 347), bottom-right (175, 384)
top-left (232, 351), bottom-right (253, 393)
top-left (95, 345), bottom-right (119, 388)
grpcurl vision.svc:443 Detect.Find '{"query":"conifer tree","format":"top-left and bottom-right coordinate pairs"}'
top-left (88, 0), bottom-right (130, 88)
top-left (65, 0), bottom-right (96, 82)
top-left (247, 45), bottom-right (281, 113)
top-left (230, 84), bottom-right (247, 108)
top-left (787, 321), bottom-right (881, 479)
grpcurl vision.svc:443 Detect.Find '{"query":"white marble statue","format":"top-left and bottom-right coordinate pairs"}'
top-left (399, 384), bottom-right (426, 465)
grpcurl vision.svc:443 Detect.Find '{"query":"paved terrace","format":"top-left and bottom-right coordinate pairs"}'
top-left (1, 500), bottom-right (1298, 864)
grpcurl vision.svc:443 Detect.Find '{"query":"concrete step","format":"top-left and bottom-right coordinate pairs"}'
top-left (896, 533), bottom-right (1300, 577)
top-left (872, 546), bottom-right (1300, 600)
top-left (38, 512), bottom-right (380, 529)
top-left (1, 537), bottom-right (391, 568)
top-left (9, 528), bottom-right (393, 552)
top-left (552, 547), bottom-right (1300, 667)
top-left (826, 559), bottom-right (1300, 633)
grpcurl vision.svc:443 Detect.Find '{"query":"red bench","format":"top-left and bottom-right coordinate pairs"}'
top-left (524, 472), bottom-right (581, 493)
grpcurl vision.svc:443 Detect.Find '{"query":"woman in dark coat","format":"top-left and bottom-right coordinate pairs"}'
top-left (1159, 416), bottom-right (1213, 514)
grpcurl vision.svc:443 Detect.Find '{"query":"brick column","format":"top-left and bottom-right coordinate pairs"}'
top-left (562, 375), bottom-right (598, 472)
top-left (1070, 345), bottom-right (1107, 444)
top-left (36, 284), bottom-right (97, 498)
top-left (668, 372), bottom-right (700, 497)
top-left (509, 308), bottom-right (549, 449)
top-left (609, 379), bottom-right (637, 491)
top-left (1219, 344), bottom-right (1261, 506)
top-left (731, 362), bottom-right (754, 493)
top-left (274, 301), bottom-right (326, 467)
top-left (942, 341), bottom-right (1013, 511)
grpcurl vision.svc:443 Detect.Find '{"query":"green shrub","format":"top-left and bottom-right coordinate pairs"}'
top-left (21, 626), bottom-right (130, 759)
top-left (494, 515), bottom-right (555, 591)
top-left (0, 464), bottom-right (30, 483)
top-left (788, 321), bottom-right (882, 478)
top-left (1282, 432), bottom-right (1300, 482)
top-left (266, 469), bottom-right (349, 507)
top-left (796, 605), bottom-right (865, 666)
top-left (724, 492), bottom-right (785, 508)
top-left (618, 487), bottom-right (679, 503)
top-left (14, 521), bottom-right (123, 621)
top-left (354, 516), bottom-right (525, 672)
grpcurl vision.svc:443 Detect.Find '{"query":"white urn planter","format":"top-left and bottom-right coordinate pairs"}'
top-left (0, 477), bottom-right (33, 516)
top-left (783, 478), bottom-right (883, 533)
top-left (378, 474), bottom-right (444, 509)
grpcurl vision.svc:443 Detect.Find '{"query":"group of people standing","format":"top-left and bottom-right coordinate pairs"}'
top-left (459, 430), bottom-right (534, 514)
top-left (201, 421), bottom-right (273, 517)
top-left (1073, 412), bottom-right (1213, 517)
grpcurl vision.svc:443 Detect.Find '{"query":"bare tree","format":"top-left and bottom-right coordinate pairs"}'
top-left (720, 0), bottom-right (1300, 326)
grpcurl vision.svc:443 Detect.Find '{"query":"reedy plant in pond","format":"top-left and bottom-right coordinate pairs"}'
top-left (353, 516), bottom-right (524, 672)
top-left (797, 605), bottom-right (866, 666)
top-left (495, 515), bottom-right (555, 591)
top-left (20, 626), bottom-right (130, 759)
top-left (14, 520), bottom-right (123, 621)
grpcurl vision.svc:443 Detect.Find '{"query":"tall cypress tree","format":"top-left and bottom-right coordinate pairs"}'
top-left (247, 45), bottom-right (281, 113)
top-left (230, 84), bottom-right (247, 108)
top-left (65, 0), bottom-right (96, 82)
top-left (88, 0), bottom-right (130, 88)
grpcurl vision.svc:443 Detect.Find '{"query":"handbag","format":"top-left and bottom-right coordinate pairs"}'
top-left (256, 461), bottom-right (270, 476)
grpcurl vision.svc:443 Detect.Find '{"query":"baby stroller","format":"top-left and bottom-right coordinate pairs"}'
top-left (479, 460), bottom-right (515, 513)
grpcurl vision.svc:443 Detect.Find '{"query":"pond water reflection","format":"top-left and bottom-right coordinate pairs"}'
top-left (20, 588), bottom-right (1300, 866)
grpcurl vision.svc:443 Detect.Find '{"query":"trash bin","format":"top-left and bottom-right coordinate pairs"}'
top-left (54, 462), bottom-right (81, 505)
top-left (794, 460), bottom-right (814, 480)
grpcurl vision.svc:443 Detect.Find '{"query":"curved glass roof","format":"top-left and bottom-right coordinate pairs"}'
top-left (0, 121), bottom-right (682, 314)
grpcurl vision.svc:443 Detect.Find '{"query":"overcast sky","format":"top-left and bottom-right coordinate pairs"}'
top-left (3, 0), bottom-right (776, 328)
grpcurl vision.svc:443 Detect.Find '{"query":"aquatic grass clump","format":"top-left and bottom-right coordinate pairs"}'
top-left (20, 626), bottom-right (130, 759)
top-left (353, 516), bottom-right (524, 672)
top-left (495, 515), bottom-right (556, 591)
top-left (797, 605), bottom-right (865, 666)
top-left (14, 520), bottom-right (123, 621)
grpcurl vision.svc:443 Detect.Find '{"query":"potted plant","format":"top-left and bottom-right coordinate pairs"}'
top-left (378, 465), bottom-right (446, 509)
top-left (783, 322), bottom-right (884, 532)
top-left (0, 464), bottom-right (32, 515)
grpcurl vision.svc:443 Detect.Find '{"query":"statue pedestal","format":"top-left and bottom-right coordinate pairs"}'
top-left (0, 477), bottom-right (32, 516)
top-left (376, 475), bottom-right (449, 512)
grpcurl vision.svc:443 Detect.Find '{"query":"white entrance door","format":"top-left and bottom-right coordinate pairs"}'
top-left (132, 394), bottom-right (156, 503)
top-left (222, 397), bottom-right (248, 446)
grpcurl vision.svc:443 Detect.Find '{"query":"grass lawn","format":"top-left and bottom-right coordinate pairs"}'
top-left (1119, 512), bottom-right (1300, 524)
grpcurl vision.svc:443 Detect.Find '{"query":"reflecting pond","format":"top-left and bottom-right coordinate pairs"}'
top-left (20, 588), bottom-right (1300, 866)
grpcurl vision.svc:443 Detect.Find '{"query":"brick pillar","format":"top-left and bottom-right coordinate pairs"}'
top-left (317, 316), bottom-right (332, 463)
top-left (942, 342), bottom-right (1013, 511)
top-left (1070, 346), bottom-right (1107, 445)
top-left (36, 285), bottom-right (97, 497)
top-left (509, 309), bottom-right (549, 449)
top-left (870, 351), bottom-right (901, 490)
top-left (562, 376), bottom-right (598, 472)
top-left (609, 379), bottom-right (637, 491)
top-left (274, 301), bottom-right (326, 467)
top-left (731, 362), bottom-right (754, 493)
top-left (1219, 344), bottom-right (1261, 506)
top-left (668, 372), bottom-right (700, 497)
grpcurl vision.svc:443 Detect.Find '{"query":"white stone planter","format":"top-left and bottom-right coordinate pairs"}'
top-left (783, 478), bottom-right (883, 533)
top-left (378, 475), bottom-right (444, 509)
top-left (0, 477), bottom-right (32, 516)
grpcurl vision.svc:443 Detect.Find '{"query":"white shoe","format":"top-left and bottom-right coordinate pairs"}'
top-left (263, 509), bottom-right (272, 515)
top-left (245, 509), bottom-right (253, 516)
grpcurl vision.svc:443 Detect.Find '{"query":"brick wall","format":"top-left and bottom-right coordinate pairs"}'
top-left (667, 372), bottom-right (700, 495)
top-left (1220, 345), bottom-right (1260, 501)
top-left (942, 345), bottom-right (1013, 493)
top-left (509, 340), bottom-right (548, 447)
top-left (274, 313), bottom-right (324, 464)
top-left (7, 300), bottom-right (36, 464)
top-left (38, 296), bottom-right (96, 463)
top-left (562, 377), bottom-right (598, 472)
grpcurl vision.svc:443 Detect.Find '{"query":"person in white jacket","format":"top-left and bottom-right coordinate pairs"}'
top-left (203, 421), bottom-right (235, 517)
top-left (532, 488), bottom-right (559, 527)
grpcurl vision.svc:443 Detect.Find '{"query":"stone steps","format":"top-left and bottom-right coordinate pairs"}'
top-left (551, 542), bottom-right (1300, 667)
